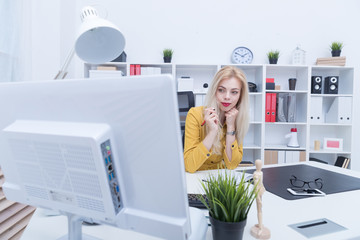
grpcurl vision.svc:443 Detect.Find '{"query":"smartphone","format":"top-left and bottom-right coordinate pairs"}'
top-left (287, 188), bottom-right (326, 196)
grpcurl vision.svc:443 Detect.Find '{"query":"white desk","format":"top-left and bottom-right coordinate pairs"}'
top-left (22, 162), bottom-right (360, 240)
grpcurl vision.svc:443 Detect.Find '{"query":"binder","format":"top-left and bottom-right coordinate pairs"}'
top-left (264, 150), bottom-right (278, 165)
top-left (287, 93), bottom-right (296, 122)
top-left (285, 151), bottom-right (293, 163)
top-left (195, 94), bottom-right (204, 107)
top-left (285, 151), bottom-right (303, 163)
top-left (277, 93), bottom-right (287, 122)
top-left (270, 93), bottom-right (276, 122)
top-left (299, 151), bottom-right (306, 162)
top-left (130, 65), bottom-right (135, 75)
top-left (265, 93), bottom-right (271, 122)
top-left (141, 67), bottom-right (148, 75)
top-left (135, 64), bottom-right (141, 75)
top-left (325, 97), bottom-right (352, 124)
top-left (278, 151), bottom-right (286, 164)
top-left (292, 151), bottom-right (300, 163)
top-left (309, 97), bottom-right (323, 123)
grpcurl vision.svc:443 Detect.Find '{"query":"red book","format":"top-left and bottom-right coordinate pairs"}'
top-left (265, 93), bottom-right (271, 122)
top-left (266, 78), bottom-right (274, 83)
top-left (130, 65), bottom-right (135, 75)
top-left (270, 93), bottom-right (277, 122)
top-left (135, 64), bottom-right (141, 75)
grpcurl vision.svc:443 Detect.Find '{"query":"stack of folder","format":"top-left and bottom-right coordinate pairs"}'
top-left (265, 93), bottom-right (276, 122)
top-left (316, 57), bottom-right (346, 66)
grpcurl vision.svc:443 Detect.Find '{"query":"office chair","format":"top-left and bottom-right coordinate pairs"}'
top-left (177, 91), bottom-right (195, 148)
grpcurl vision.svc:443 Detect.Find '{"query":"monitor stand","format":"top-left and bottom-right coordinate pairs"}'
top-left (51, 208), bottom-right (207, 240)
top-left (57, 213), bottom-right (101, 240)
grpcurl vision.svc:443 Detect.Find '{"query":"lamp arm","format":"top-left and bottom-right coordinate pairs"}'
top-left (54, 46), bottom-right (75, 80)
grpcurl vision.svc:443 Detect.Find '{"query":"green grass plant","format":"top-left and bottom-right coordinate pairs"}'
top-left (267, 50), bottom-right (280, 60)
top-left (163, 48), bottom-right (173, 58)
top-left (199, 171), bottom-right (258, 222)
top-left (330, 42), bottom-right (343, 51)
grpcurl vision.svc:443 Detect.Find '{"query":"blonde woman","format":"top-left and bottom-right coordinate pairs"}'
top-left (184, 66), bottom-right (249, 173)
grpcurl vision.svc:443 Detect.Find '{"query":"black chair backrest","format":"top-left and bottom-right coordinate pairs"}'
top-left (177, 91), bottom-right (195, 149)
top-left (177, 91), bottom-right (195, 112)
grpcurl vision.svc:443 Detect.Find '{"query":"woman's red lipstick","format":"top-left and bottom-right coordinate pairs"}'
top-left (222, 102), bottom-right (231, 107)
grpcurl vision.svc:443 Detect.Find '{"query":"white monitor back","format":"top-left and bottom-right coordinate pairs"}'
top-left (2, 120), bottom-right (122, 222)
top-left (0, 75), bottom-right (191, 240)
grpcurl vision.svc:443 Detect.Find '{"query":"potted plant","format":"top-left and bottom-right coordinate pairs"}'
top-left (267, 50), bottom-right (280, 64)
top-left (163, 48), bottom-right (173, 63)
top-left (330, 41), bottom-right (343, 57)
top-left (199, 171), bottom-right (258, 240)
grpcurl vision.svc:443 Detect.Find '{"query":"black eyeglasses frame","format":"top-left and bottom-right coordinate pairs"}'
top-left (289, 175), bottom-right (323, 190)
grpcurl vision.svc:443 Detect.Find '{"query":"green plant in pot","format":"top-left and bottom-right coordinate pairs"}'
top-left (199, 171), bottom-right (258, 240)
top-left (267, 50), bottom-right (280, 64)
top-left (163, 48), bottom-right (173, 63)
top-left (330, 41), bottom-right (343, 57)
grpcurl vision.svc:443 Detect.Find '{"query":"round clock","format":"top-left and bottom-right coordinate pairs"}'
top-left (231, 47), bottom-right (253, 64)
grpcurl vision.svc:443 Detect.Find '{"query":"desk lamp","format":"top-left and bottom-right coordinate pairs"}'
top-left (55, 6), bottom-right (125, 79)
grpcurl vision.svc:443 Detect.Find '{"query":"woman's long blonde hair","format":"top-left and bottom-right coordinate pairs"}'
top-left (204, 66), bottom-right (249, 155)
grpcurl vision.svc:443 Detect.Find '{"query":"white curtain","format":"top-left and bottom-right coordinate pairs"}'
top-left (0, 0), bottom-right (27, 82)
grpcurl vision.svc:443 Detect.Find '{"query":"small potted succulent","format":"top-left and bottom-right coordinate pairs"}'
top-left (267, 50), bottom-right (280, 64)
top-left (163, 48), bottom-right (173, 63)
top-left (330, 41), bottom-right (343, 57)
top-left (199, 171), bottom-right (258, 240)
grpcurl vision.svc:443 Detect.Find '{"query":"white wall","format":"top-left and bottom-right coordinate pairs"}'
top-left (29, 0), bottom-right (360, 169)
top-left (74, 0), bottom-right (359, 65)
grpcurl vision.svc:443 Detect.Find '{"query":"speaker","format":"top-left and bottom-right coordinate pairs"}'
top-left (311, 76), bottom-right (322, 94)
top-left (324, 76), bottom-right (338, 94)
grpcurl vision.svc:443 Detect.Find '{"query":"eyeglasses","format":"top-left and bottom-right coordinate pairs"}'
top-left (289, 175), bottom-right (323, 189)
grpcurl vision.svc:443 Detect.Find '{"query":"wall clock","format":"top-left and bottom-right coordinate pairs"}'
top-left (231, 47), bottom-right (253, 64)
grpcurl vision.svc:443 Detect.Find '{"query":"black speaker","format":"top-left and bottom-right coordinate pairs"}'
top-left (324, 76), bottom-right (338, 94)
top-left (311, 76), bottom-right (322, 94)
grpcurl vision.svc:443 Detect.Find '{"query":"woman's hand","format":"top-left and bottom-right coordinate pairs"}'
top-left (225, 107), bottom-right (238, 130)
top-left (204, 107), bottom-right (219, 132)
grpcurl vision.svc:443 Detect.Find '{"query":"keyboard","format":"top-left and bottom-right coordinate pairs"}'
top-left (188, 193), bottom-right (208, 209)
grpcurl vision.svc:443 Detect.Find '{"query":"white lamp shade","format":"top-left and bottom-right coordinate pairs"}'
top-left (75, 7), bottom-right (125, 64)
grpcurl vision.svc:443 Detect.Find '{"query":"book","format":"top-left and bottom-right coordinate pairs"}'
top-left (96, 65), bottom-right (117, 71)
top-left (316, 56), bottom-right (346, 66)
top-left (344, 158), bottom-right (350, 168)
top-left (335, 156), bottom-right (350, 168)
top-left (238, 161), bottom-right (254, 167)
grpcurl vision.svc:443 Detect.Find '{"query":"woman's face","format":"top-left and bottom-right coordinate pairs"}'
top-left (215, 77), bottom-right (241, 112)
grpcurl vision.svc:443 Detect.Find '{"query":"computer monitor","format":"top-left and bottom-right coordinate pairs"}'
top-left (0, 75), bottom-right (192, 240)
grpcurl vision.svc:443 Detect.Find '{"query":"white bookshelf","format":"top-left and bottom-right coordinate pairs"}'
top-left (84, 63), bottom-right (354, 168)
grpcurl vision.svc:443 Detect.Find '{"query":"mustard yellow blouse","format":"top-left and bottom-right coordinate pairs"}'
top-left (183, 106), bottom-right (243, 173)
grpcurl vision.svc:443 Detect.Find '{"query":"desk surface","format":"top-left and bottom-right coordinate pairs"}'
top-left (22, 162), bottom-right (360, 240)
